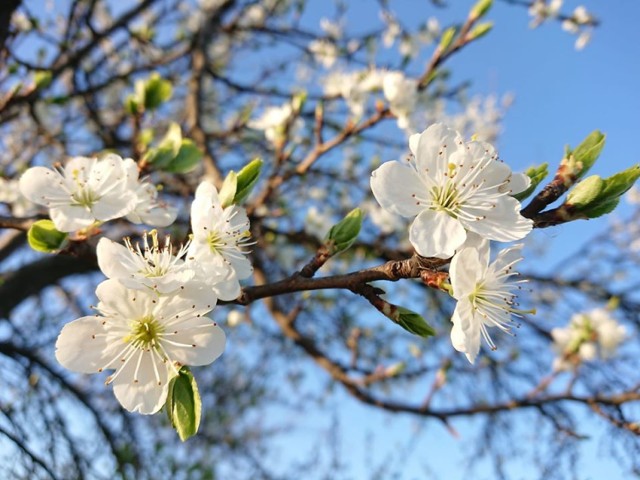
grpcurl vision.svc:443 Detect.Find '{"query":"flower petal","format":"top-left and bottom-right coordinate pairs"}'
top-left (414, 123), bottom-right (464, 174)
top-left (55, 316), bottom-right (120, 373)
top-left (463, 196), bottom-right (532, 242)
top-left (91, 190), bottom-right (137, 221)
top-left (96, 279), bottom-right (153, 320)
top-left (504, 172), bottom-right (530, 195)
top-left (409, 209), bottom-right (466, 258)
top-left (112, 349), bottom-right (171, 414)
top-left (50, 204), bottom-right (95, 232)
top-left (450, 245), bottom-right (483, 299)
top-left (162, 317), bottom-right (226, 367)
top-left (370, 161), bottom-right (426, 218)
top-left (18, 167), bottom-right (67, 205)
top-left (451, 299), bottom-right (480, 364)
top-left (97, 237), bottom-right (140, 281)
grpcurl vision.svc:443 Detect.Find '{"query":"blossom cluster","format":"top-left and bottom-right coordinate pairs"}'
top-left (529, 1), bottom-right (594, 50)
top-left (551, 308), bottom-right (626, 371)
top-left (22, 159), bottom-right (256, 414)
top-left (371, 123), bottom-right (534, 363)
top-left (18, 154), bottom-right (177, 232)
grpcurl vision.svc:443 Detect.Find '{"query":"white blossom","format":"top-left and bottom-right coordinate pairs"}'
top-left (55, 279), bottom-right (225, 414)
top-left (123, 159), bottom-right (178, 227)
top-left (551, 308), bottom-right (626, 371)
top-left (449, 240), bottom-right (529, 363)
top-left (19, 154), bottom-right (137, 232)
top-left (249, 103), bottom-right (303, 145)
top-left (0, 177), bottom-right (39, 217)
top-left (187, 181), bottom-right (253, 300)
top-left (370, 123), bottom-right (532, 258)
top-left (320, 18), bottom-right (343, 40)
top-left (97, 232), bottom-right (196, 295)
top-left (323, 69), bottom-right (384, 118)
top-left (382, 71), bottom-right (419, 130)
top-left (308, 39), bottom-right (339, 69)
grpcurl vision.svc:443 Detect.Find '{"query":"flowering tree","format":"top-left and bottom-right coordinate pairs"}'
top-left (1, 0), bottom-right (639, 478)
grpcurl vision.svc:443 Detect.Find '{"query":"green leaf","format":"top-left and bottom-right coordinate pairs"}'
top-left (164, 140), bottom-right (203, 173)
top-left (438, 26), bottom-right (457, 52)
top-left (143, 73), bottom-right (173, 110)
top-left (27, 220), bottom-right (68, 253)
top-left (145, 123), bottom-right (182, 168)
top-left (467, 21), bottom-right (493, 41)
top-left (395, 307), bottom-right (436, 337)
top-left (570, 130), bottom-right (606, 180)
top-left (566, 175), bottom-right (604, 208)
top-left (470, 0), bottom-right (493, 19)
top-left (219, 171), bottom-right (237, 208)
top-left (34, 70), bottom-right (52, 89)
top-left (597, 164), bottom-right (640, 200)
top-left (581, 198), bottom-right (619, 219)
top-left (233, 158), bottom-right (263, 204)
top-left (325, 208), bottom-right (364, 255)
top-left (573, 164), bottom-right (640, 218)
top-left (124, 94), bottom-right (140, 115)
top-left (513, 163), bottom-right (548, 202)
top-left (167, 368), bottom-right (202, 442)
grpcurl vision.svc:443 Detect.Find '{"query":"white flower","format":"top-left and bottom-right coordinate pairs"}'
top-left (370, 123), bottom-right (533, 259)
top-left (187, 181), bottom-right (253, 300)
top-left (551, 308), bottom-right (626, 371)
top-left (573, 5), bottom-right (590, 24)
top-left (238, 4), bottom-right (267, 27)
top-left (575, 30), bottom-right (592, 50)
top-left (323, 70), bottom-right (384, 118)
top-left (320, 18), bottom-right (342, 39)
top-left (0, 177), bottom-right (39, 217)
top-left (97, 232), bottom-right (196, 295)
top-left (308, 39), bottom-right (339, 69)
top-left (123, 159), bottom-right (178, 227)
top-left (382, 71), bottom-right (418, 130)
top-left (19, 154), bottom-right (137, 232)
top-left (55, 279), bottom-right (225, 414)
top-left (249, 103), bottom-right (303, 145)
top-left (449, 240), bottom-right (529, 364)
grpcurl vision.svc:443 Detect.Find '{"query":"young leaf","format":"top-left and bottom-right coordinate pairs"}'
top-left (438, 26), bottom-right (457, 52)
top-left (572, 165), bottom-right (640, 218)
top-left (219, 171), bottom-right (238, 208)
top-left (145, 123), bottom-right (182, 168)
top-left (513, 163), bottom-right (548, 202)
top-left (233, 158), bottom-right (263, 204)
top-left (27, 220), bottom-right (68, 253)
top-left (143, 73), bottom-right (173, 110)
top-left (467, 22), bottom-right (493, 41)
top-left (395, 307), bottom-right (436, 337)
top-left (164, 140), bottom-right (203, 173)
top-left (569, 130), bottom-right (606, 180)
top-left (566, 175), bottom-right (604, 208)
top-left (325, 208), bottom-right (364, 255)
top-left (470, 0), bottom-right (493, 19)
top-left (167, 368), bottom-right (202, 442)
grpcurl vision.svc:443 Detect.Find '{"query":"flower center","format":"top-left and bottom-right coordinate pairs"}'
top-left (72, 185), bottom-right (99, 208)
top-left (207, 230), bottom-right (226, 253)
top-left (431, 179), bottom-right (460, 217)
top-left (124, 315), bottom-right (164, 350)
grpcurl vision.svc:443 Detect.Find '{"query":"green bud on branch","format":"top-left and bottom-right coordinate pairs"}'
top-left (325, 208), bottom-right (363, 256)
top-left (27, 220), bottom-right (68, 253)
top-left (166, 367), bottom-right (202, 442)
